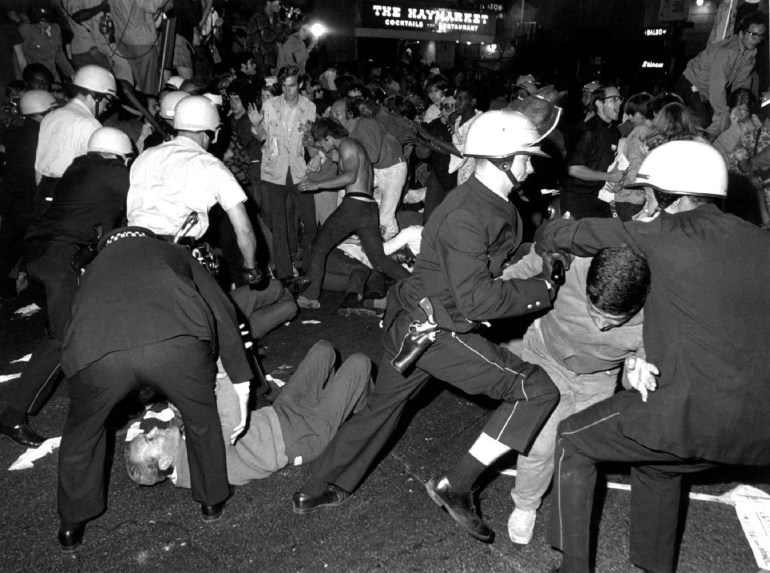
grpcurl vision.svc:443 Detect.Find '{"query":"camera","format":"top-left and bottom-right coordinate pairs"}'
top-left (278, 3), bottom-right (303, 24)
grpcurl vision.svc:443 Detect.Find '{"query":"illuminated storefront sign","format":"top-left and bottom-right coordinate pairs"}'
top-left (644, 27), bottom-right (668, 37)
top-left (642, 61), bottom-right (665, 69)
top-left (363, 4), bottom-right (495, 34)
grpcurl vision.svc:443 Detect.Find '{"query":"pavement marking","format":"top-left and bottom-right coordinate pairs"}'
top-left (0, 373), bottom-right (21, 383)
top-left (10, 354), bottom-right (31, 363)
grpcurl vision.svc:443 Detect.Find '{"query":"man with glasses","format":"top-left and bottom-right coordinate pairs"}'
top-left (560, 85), bottom-right (625, 219)
top-left (678, 12), bottom-right (767, 139)
top-left (250, 65), bottom-right (316, 293)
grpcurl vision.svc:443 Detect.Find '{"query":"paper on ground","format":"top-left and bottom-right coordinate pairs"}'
top-left (11, 354), bottom-right (31, 363)
top-left (0, 373), bottom-right (21, 383)
top-left (502, 468), bottom-right (770, 569)
top-left (266, 374), bottom-right (286, 387)
top-left (14, 303), bottom-right (42, 317)
top-left (8, 437), bottom-right (61, 470)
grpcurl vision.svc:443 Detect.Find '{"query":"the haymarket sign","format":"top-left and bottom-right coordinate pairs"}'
top-left (363, 4), bottom-right (495, 35)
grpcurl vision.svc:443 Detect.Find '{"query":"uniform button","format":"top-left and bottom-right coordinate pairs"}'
top-left (536, 301), bottom-right (541, 306)
top-left (527, 304), bottom-right (533, 309)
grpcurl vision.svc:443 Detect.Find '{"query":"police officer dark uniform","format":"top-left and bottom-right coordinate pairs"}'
top-left (57, 227), bottom-right (254, 552)
top-left (292, 111), bottom-right (560, 541)
top-left (0, 127), bottom-right (132, 447)
top-left (537, 141), bottom-right (770, 573)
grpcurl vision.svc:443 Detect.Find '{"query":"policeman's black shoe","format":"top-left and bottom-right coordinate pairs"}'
top-left (292, 485), bottom-right (352, 514)
top-left (201, 488), bottom-right (235, 523)
top-left (281, 276), bottom-right (310, 295)
top-left (58, 521), bottom-right (86, 553)
top-left (425, 476), bottom-right (493, 542)
top-left (0, 421), bottom-right (46, 448)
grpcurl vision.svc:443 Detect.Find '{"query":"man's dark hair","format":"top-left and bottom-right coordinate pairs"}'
top-left (22, 63), bottom-right (54, 86)
top-left (624, 92), bottom-right (653, 118)
top-left (646, 92), bottom-right (684, 120)
top-left (586, 247), bottom-right (650, 316)
top-left (310, 117), bottom-right (349, 142)
top-left (591, 86), bottom-right (619, 110)
top-left (737, 12), bottom-right (767, 33)
top-left (226, 78), bottom-right (258, 108)
top-left (426, 74), bottom-right (449, 93)
top-left (277, 65), bottom-right (301, 86)
top-left (455, 83), bottom-right (478, 102)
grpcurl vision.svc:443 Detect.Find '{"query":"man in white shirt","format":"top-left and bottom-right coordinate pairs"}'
top-left (34, 65), bottom-right (115, 211)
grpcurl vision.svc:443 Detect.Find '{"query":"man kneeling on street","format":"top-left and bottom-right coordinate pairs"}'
top-left (126, 340), bottom-right (373, 487)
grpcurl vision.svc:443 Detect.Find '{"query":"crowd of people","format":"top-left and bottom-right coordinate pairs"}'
top-left (1, 2), bottom-right (770, 572)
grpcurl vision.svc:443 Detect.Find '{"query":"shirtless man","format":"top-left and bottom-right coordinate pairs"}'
top-left (296, 117), bottom-right (410, 309)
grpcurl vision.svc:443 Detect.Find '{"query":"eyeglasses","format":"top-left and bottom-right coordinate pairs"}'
top-left (746, 31), bottom-right (766, 40)
top-left (601, 95), bottom-right (624, 104)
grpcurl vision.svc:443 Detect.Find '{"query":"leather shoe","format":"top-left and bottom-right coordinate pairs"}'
top-left (0, 421), bottom-right (46, 448)
top-left (292, 485), bottom-right (351, 514)
top-left (201, 488), bottom-right (235, 523)
top-left (281, 276), bottom-right (310, 295)
top-left (58, 521), bottom-right (86, 553)
top-left (425, 476), bottom-right (493, 542)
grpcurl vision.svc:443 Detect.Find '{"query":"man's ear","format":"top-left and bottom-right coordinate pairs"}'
top-left (158, 454), bottom-right (175, 471)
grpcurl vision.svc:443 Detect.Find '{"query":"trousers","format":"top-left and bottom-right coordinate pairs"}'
top-left (58, 336), bottom-right (230, 523)
top-left (511, 323), bottom-right (617, 511)
top-left (303, 308), bottom-right (559, 493)
top-left (304, 197), bottom-right (409, 302)
top-left (547, 391), bottom-right (716, 573)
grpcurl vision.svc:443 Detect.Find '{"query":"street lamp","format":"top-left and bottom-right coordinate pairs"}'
top-left (309, 22), bottom-right (327, 39)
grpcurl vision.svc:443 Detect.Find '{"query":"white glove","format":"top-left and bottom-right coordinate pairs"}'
top-left (230, 381), bottom-right (250, 444)
top-left (624, 355), bottom-right (659, 402)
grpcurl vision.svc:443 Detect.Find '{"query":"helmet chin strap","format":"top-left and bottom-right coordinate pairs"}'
top-left (492, 157), bottom-right (523, 196)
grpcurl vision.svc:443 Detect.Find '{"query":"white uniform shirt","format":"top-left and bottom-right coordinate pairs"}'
top-left (35, 98), bottom-right (101, 178)
top-left (127, 136), bottom-right (247, 239)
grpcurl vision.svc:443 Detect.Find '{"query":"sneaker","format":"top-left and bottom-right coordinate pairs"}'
top-left (508, 507), bottom-right (537, 544)
top-left (296, 295), bottom-right (320, 309)
top-left (425, 476), bottom-right (493, 542)
top-left (338, 292), bottom-right (381, 317)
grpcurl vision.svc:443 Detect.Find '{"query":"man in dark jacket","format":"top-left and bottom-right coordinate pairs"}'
top-left (57, 226), bottom-right (255, 552)
top-left (0, 127), bottom-right (131, 448)
top-left (536, 140), bottom-right (770, 573)
top-left (292, 111), bottom-right (560, 542)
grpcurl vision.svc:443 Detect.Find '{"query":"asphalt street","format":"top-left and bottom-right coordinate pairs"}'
top-left (0, 285), bottom-right (767, 573)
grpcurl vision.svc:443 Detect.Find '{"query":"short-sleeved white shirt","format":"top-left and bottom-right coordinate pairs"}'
top-left (127, 136), bottom-right (247, 239)
top-left (35, 98), bottom-right (101, 178)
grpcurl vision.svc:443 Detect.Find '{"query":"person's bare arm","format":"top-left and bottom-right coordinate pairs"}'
top-left (568, 164), bottom-right (625, 184)
top-left (225, 202), bottom-right (257, 268)
top-left (298, 141), bottom-right (359, 191)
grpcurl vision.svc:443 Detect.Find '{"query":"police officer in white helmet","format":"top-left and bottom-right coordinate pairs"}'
top-left (0, 126), bottom-right (133, 448)
top-left (34, 65), bottom-right (117, 207)
top-left (292, 111), bottom-right (560, 543)
top-left (127, 95), bottom-right (259, 284)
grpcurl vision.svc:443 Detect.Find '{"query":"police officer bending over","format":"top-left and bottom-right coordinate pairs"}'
top-left (57, 226), bottom-right (254, 552)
